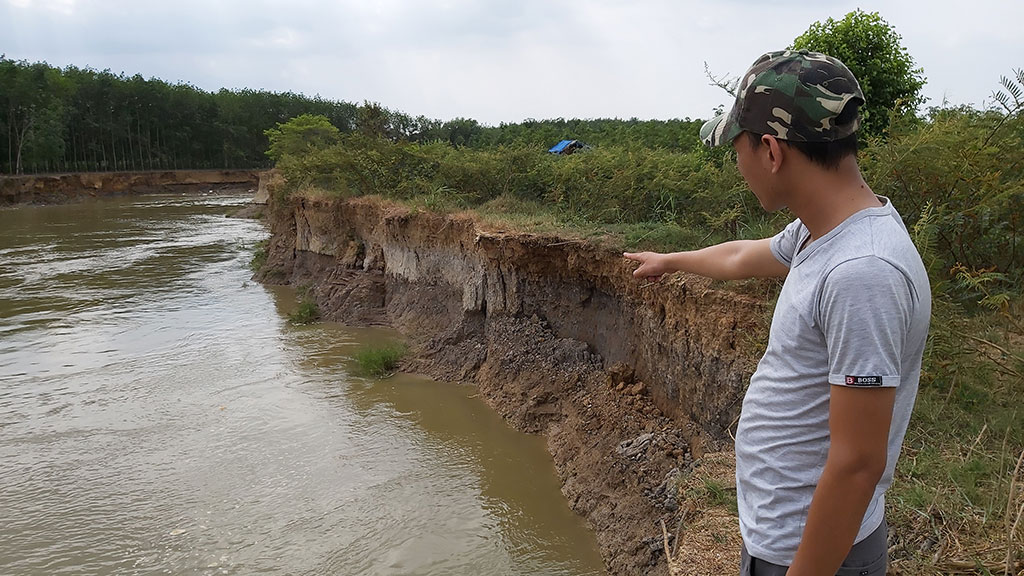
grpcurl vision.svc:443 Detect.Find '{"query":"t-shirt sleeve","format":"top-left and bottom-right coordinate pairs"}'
top-left (770, 219), bottom-right (806, 268)
top-left (818, 256), bottom-right (914, 388)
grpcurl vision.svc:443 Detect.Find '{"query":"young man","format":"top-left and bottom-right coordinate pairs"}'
top-left (624, 50), bottom-right (931, 575)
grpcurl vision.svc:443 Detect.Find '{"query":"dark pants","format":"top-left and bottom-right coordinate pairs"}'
top-left (740, 519), bottom-right (888, 576)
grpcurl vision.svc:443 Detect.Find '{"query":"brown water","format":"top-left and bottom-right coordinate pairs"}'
top-left (0, 194), bottom-right (605, 575)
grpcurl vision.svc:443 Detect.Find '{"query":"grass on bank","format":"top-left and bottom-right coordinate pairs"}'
top-left (288, 288), bottom-right (320, 324)
top-left (249, 239), bottom-right (268, 273)
top-left (354, 343), bottom-right (407, 378)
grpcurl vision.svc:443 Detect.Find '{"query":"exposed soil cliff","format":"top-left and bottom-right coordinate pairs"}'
top-left (0, 169), bottom-right (262, 206)
top-left (258, 194), bottom-right (769, 575)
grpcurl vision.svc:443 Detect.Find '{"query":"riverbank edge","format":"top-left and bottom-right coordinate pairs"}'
top-left (256, 189), bottom-right (768, 575)
top-left (0, 169), bottom-right (264, 206)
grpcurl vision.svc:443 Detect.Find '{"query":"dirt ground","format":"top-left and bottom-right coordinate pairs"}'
top-left (0, 169), bottom-right (262, 205)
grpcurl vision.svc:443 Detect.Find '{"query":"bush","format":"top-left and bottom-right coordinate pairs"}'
top-left (791, 10), bottom-right (925, 136)
top-left (288, 289), bottom-right (320, 324)
top-left (860, 98), bottom-right (1023, 310)
top-left (265, 114), bottom-right (341, 162)
top-left (354, 344), bottom-right (406, 378)
top-left (249, 239), bottom-right (268, 273)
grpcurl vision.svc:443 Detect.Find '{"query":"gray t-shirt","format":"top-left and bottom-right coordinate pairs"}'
top-left (735, 197), bottom-right (931, 566)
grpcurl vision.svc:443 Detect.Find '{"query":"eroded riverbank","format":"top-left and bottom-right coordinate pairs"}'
top-left (0, 169), bottom-right (263, 206)
top-left (257, 193), bottom-right (768, 575)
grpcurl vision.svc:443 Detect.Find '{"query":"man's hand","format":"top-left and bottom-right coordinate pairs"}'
top-left (623, 251), bottom-right (671, 281)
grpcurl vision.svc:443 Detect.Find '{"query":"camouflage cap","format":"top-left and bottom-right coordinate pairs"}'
top-left (700, 49), bottom-right (865, 147)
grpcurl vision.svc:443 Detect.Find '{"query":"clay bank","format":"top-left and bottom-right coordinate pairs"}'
top-left (0, 169), bottom-right (263, 206)
top-left (257, 187), bottom-right (770, 575)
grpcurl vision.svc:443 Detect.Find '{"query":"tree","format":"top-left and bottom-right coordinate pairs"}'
top-left (0, 58), bottom-right (69, 173)
top-left (264, 114), bottom-right (341, 162)
top-left (442, 117), bottom-right (482, 147)
top-left (356, 101), bottom-right (392, 140)
top-left (791, 10), bottom-right (925, 136)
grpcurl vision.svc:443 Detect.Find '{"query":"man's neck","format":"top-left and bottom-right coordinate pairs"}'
top-left (783, 158), bottom-right (881, 240)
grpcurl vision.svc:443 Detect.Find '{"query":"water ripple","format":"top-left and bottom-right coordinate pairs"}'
top-left (0, 194), bottom-right (604, 576)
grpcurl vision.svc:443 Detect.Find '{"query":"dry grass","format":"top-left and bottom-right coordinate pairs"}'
top-left (661, 446), bottom-right (1024, 576)
top-left (662, 452), bottom-right (742, 575)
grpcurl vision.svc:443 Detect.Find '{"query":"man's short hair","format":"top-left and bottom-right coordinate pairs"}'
top-left (746, 130), bottom-right (859, 170)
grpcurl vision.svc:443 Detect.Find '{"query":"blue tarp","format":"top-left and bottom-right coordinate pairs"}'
top-left (548, 140), bottom-right (577, 154)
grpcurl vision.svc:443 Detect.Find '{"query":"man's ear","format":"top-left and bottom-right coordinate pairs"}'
top-left (762, 134), bottom-right (784, 174)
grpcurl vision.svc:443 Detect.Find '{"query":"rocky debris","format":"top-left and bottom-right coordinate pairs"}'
top-left (619, 433), bottom-right (656, 460)
top-left (607, 361), bottom-right (636, 386)
top-left (648, 467), bottom-right (689, 512)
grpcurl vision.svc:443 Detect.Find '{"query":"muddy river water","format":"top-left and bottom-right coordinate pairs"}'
top-left (0, 193), bottom-right (605, 575)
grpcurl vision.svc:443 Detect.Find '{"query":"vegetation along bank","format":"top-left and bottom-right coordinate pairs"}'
top-left (253, 66), bottom-right (1023, 572)
top-left (5, 8), bottom-right (1021, 575)
top-left (252, 10), bottom-right (1023, 565)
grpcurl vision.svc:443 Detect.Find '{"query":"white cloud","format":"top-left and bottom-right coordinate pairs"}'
top-left (6, 0), bottom-right (77, 14)
top-left (0, 0), bottom-right (1021, 123)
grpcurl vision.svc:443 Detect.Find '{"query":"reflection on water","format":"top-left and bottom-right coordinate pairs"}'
top-left (0, 194), bottom-right (605, 575)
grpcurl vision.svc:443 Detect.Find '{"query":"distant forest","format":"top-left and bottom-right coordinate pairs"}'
top-left (0, 57), bottom-right (702, 175)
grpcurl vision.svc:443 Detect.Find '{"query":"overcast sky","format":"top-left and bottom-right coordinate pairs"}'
top-left (2, 0), bottom-right (1022, 125)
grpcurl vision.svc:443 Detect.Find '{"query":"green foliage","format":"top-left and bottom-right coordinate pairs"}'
top-left (264, 71), bottom-right (1023, 568)
top-left (249, 239), bottom-right (268, 273)
top-left (859, 78), bottom-right (1024, 310)
top-left (621, 222), bottom-right (706, 253)
top-left (272, 131), bottom-right (754, 237)
top-left (0, 58), bottom-right (71, 173)
top-left (791, 9), bottom-right (926, 136)
top-left (0, 56), bottom-right (360, 174)
top-left (289, 289), bottom-right (320, 325)
top-left (264, 114), bottom-right (341, 162)
top-left (470, 117), bottom-right (703, 152)
top-left (354, 343), bottom-right (406, 378)
top-left (0, 55), bottom-right (703, 175)
top-left (685, 477), bottom-right (739, 516)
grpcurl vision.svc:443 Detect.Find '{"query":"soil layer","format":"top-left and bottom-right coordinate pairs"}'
top-left (258, 194), bottom-right (769, 575)
top-left (0, 169), bottom-right (262, 206)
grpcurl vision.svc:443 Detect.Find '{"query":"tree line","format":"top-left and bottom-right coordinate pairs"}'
top-left (0, 57), bottom-right (364, 174)
top-left (0, 56), bottom-right (703, 175)
top-left (2, 8), bottom-right (925, 176)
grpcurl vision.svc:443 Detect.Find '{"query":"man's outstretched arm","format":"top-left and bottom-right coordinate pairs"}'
top-left (623, 238), bottom-right (789, 282)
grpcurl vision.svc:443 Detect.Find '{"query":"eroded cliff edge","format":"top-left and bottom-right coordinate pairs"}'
top-left (0, 169), bottom-right (262, 206)
top-left (258, 193), bottom-right (769, 575)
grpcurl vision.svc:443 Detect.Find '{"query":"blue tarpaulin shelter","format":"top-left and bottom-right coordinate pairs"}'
top-left (548, 140), bottom-right (586, 155)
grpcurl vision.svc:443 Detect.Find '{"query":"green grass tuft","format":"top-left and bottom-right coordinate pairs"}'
top-left (288, 289), bottom-right (320, 324)
top-left (249, 239), bottom-right (268, 273)
top-left (354, 344), bottom-right (407, 378)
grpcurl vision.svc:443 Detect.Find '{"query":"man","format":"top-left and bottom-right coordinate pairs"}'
top-left (624, 50), bottom-right (931, 575)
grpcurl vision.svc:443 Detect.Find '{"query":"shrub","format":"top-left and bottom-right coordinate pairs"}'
top-left (860, 94), bottom-right (1023, 310)
top-left (288, 289), bottom-right (320, 324)
top-left (791, 10), bottom-right (925, 136)
top-left (354, 344), bottom-right (406, 378)
top-left (249, 239), bottom-right (268, 273)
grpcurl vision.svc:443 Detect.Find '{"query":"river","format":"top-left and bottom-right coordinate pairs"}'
top-left (0, 193), bottom-right (605, 575)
